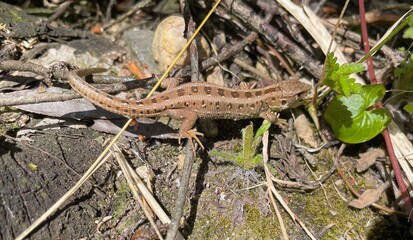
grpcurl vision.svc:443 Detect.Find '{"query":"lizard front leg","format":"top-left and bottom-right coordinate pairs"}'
top-left (165, 109), bottom-right (204, 151)
top-left (259, 112), bottom-right (288, 127)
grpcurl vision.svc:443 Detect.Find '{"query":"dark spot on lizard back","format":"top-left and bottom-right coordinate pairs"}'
top-left (217, 88), bottom-right (225, 97)
top-left (191, 86), bottom-right (198, 93)
top-left (231, 91), bottom-right (240, 98)
top-left (204, 86), bottom-right (212, 95)
top-left (176, 88), bottom-right (186, 97)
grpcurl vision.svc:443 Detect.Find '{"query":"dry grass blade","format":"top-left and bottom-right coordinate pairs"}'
top-left (112, 145), bottom-right (165, 240)
top-left (388, 121), bottom-right (413, 188)
top-left (357, 8), bottom-right (413, 63)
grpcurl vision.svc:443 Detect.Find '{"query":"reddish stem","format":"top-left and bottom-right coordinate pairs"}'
top-left (358, 0), bottom-right (413, 217)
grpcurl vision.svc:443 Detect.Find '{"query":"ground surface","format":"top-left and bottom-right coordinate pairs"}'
top-left (1, 123), bottom-right (410, 239)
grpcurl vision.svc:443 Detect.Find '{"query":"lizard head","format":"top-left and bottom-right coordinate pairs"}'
top-left (267, 80), bottom-right (311, 111)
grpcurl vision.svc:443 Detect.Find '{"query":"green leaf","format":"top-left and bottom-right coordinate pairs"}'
top-left (361, 84), bottom-right (386, 106)
top-left (251, 155), bottom-right (263, 166)
top-left (210, 122), bottom-right (265, 170)
top-left (255, 121), bottom-right (271, 138)
top-left (337, 75), bottom-right (359, 97)
top-left (403, 27), bottom-right (413, 39)
top-left (209, 150), bottom-right (238, 162)
top-left (324, 93), bottom-right (391, 143)
top-left (336, 64), bottom-right (364, 96)
top-left (322, 53), bottom-right (364, 96)
top-left (404, 104), bottom-right (413, 113)
top-left (254, 121), bottom-right (271, 145)
top-left (242, 124), bottom-right (254, 162)
top-left (322, 53), bottom-right (391, 144)
top-left (323, 53), bottom-right (339, 89)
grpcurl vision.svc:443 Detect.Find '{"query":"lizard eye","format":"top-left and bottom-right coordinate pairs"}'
top-left (281, 99), bottom-right (288, 105)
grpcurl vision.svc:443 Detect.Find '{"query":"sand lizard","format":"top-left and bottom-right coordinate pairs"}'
top-left (67, 71), bottom-right (309, 149)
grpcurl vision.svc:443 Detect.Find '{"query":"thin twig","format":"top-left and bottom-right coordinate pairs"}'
top-left (47, 0), bottom-right (73, 23)
top-left (221, 0), bottom-right (323, 79)
top-left (233, 58), bottom-right (273, 82)
top-left (0, 60), bottom-right (160, 107)
top-left (165, 143), bottom-right (194, 240)
top-left (266, 45), bottom-right (297, 81)
top-left (102, 0), bottom-right (153, 30)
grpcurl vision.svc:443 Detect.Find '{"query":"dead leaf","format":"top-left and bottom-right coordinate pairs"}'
top-left (90, 23), bottom-right (103, 34)
top-left (356, 148), bottom-right (385, 172)
top-left (152, 16), bottom-right (210, 71)
top-left (294, 111), bottom-right (318, 148)
top-left (127, 60), bottom-right (151, 79)
top-left (349, 183), bottom-right (387, 209)
top-left (136, 165), bottom-right (154, 184)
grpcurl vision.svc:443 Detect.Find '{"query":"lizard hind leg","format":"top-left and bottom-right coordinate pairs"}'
top-left (165, 109), bottom-right (205, 151)
top-left (180, 129), bottom-right (205, 151)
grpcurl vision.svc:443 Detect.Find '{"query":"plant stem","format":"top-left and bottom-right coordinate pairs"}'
top-left (358, 0), bottom-right (413, 219)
